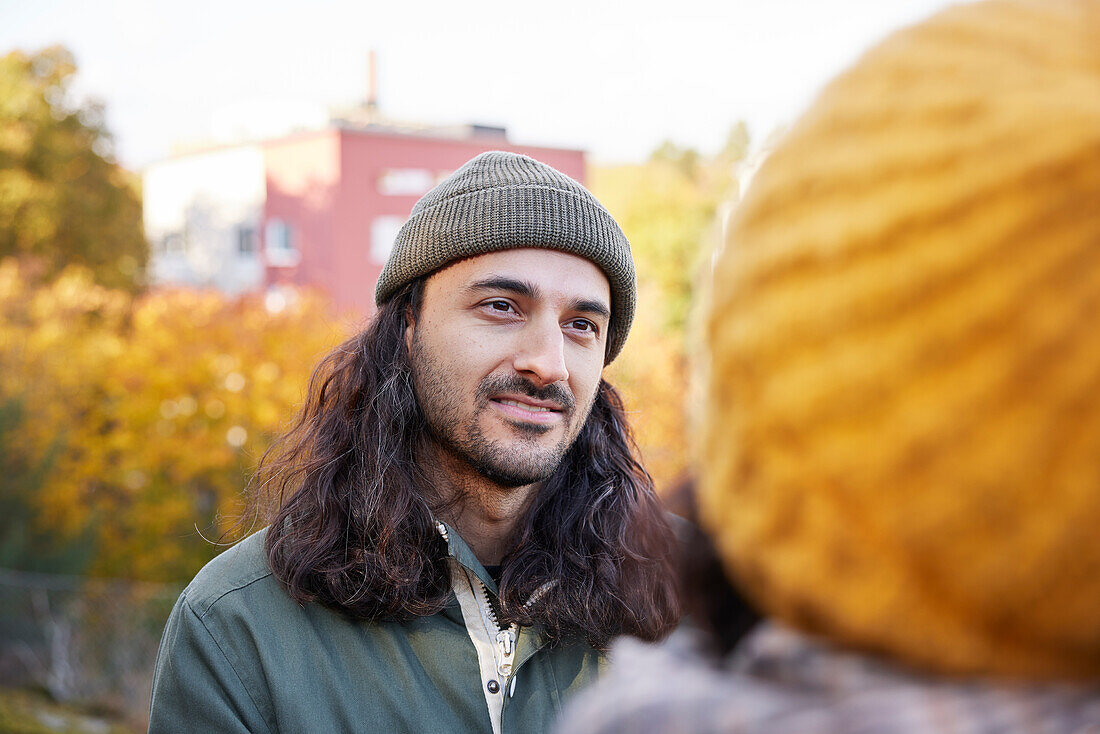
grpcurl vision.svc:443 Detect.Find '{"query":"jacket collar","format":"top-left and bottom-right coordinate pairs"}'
top-left (435, 520), bottom-right (500, 596)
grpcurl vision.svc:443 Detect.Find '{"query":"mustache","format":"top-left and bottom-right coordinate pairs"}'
top-left (476, 374), bottom-right (575, 414)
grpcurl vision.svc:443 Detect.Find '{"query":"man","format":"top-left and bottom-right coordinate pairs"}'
top-left (148, 151), bottom-right (680, 734)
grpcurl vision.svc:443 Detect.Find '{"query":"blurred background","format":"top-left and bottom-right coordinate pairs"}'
top-left (0, 0), bottom-right (957, 730)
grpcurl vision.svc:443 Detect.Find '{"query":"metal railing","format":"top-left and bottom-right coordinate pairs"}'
top-left (0, 567), bottom-right (181, 726)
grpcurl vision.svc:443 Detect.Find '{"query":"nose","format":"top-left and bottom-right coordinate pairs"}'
top-left (512, 319), bottom-right (569, 387)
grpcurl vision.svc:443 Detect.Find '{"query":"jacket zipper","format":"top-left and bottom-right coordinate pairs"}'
top-left (436, 521), bottom-right (556, 689)
top-left (470, 576), bottom-right (518, 678)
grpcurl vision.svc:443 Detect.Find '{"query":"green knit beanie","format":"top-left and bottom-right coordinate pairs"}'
top-left (374, 151), bottom-right (636, 363)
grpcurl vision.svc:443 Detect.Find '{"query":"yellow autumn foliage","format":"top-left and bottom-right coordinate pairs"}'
top-left (595, 130), bottom-right (747, 489)
top-left (0, 260), bottom-right (347, 581)
top-left (0, 47), bottom-right (147, 291)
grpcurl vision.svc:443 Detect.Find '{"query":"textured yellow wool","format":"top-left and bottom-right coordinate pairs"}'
top-left (701, 0), bottom-right (1100, 678)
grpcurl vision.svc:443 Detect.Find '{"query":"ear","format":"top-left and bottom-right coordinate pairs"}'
top-left (404, 306), bottom-right (416, 352)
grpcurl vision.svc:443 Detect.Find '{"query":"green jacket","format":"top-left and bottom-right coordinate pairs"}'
top-left (148, 524), bottom-right (603, 733)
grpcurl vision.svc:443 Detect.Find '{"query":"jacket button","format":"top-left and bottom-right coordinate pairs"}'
top-left (487, 680), bottom-right (500, 694)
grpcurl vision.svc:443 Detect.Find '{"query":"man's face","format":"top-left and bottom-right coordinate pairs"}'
top-left (407, 248), bottom-right (611, 488)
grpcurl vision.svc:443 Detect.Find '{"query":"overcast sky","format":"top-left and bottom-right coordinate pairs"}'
top-left (2, 0), bottom-right (964, 170)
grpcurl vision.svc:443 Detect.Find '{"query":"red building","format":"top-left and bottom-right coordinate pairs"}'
top-left (144, 123), bottom-right (585, 315)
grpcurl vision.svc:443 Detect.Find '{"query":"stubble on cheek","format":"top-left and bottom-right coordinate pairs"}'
top-left (408, 331), bottom-right (592, 487)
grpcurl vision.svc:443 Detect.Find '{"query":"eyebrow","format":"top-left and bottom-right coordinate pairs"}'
top-left (466, 276), bottom-right (612, 321)
top-left (466, 276), bottom-right (536, 299)
top-left (571, 298), bottom-right (611, 321)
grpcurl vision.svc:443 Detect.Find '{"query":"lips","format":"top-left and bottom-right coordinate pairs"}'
top-left (489, 395), bottom-right (565, 424)
top-left (476, 375), bottom-right (575, 428)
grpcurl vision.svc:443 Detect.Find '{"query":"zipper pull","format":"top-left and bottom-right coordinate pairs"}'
top-left (496, 627), bottom-right (515, 656)
top-left (496, 627), bottom-right (516, 676)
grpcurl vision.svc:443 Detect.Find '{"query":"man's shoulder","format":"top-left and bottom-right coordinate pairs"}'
top-left (180, 526), bottom-right (279, 620)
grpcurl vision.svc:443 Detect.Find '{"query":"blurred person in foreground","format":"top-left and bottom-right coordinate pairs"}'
top-left (147, 151), bottom-right (680, 733)
top-left (557, 0), bottom-right (1100, 731)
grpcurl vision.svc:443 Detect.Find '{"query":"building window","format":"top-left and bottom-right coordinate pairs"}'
top-left (160, 232), bottom-right (186, 255)
top-left (265, 219), bottom-right (300, 267)
top-left (371, 216), bottom-right (404, 264)
top-left (377, 169), bottom-right (434, 197)
top-left (237, 225), bottom-right (258, 255)
top-left (266, 219), bottom-right (292, 252)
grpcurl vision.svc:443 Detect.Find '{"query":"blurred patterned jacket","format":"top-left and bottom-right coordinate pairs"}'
top-left (555, 625), bottom-right (1100, 734)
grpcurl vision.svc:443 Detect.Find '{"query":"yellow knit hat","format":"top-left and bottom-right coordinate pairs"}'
top-left (701, 0), bottom-right (1100, 678)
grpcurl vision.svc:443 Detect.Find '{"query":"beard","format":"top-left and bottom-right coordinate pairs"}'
top-left (409, 333), bottom-right (589, 488)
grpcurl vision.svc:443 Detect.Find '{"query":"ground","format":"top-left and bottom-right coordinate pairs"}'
top-left (0, 687), bottom-right (137, 734)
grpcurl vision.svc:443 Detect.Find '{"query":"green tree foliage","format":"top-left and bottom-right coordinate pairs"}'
top-left (0, 46), bottom-right (146, 291)
top-left (0, 396), bottom-right (96, 574)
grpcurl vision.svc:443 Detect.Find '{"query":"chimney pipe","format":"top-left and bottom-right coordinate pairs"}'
top-left (366, 50), bottom-right (378, 109)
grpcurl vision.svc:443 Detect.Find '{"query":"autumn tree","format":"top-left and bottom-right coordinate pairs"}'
top-left (0, 262), bottom-right (348, 581)
top-left (0, 46), bottom-right (146, 291)
top-left (594, 125), bottom-right (749, 488)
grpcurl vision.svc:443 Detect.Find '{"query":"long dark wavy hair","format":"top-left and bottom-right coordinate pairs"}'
top-left (253, 280), bottom-right (680, 649)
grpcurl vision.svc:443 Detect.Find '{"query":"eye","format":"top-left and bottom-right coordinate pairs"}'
top-left (567, 318), bottom-right (599, 335)
top-left (480, 299), bottom-right (517, 315)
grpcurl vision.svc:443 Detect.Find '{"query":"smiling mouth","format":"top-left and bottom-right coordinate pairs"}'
top-left (496, 399), bottom-right (558, 413)
top-left (489, 397), bottom-right (564, 424)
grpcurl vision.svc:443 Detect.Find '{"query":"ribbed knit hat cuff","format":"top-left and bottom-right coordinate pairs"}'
top-left (376, 179), bottom-right (636, 363)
